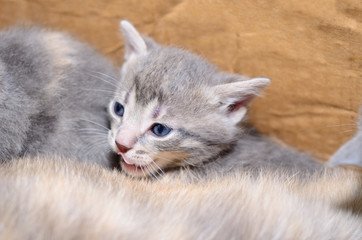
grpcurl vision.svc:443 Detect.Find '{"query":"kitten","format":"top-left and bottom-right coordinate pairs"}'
top-left (0, 27), bottom-right (119, 166)
top-left (108, 21), bottom-right (322, 178)
top-left (0, 157), bottom-right (360, 239)
top-left (328, 107), bottom-right (362, 168)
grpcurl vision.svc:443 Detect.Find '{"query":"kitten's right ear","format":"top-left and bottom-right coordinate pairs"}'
top-left (120, 20), bottom-right (147, 60)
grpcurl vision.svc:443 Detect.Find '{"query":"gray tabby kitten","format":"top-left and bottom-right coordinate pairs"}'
top-left (0, 27), bottom-right (118, 166)
top-left (329, 107), bottom-right (362, 168)
top-left (108, 21), bottom-right (322, 178)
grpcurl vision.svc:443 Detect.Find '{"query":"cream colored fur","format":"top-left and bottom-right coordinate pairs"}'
top-left (1, 157), bottom-right (360, 239)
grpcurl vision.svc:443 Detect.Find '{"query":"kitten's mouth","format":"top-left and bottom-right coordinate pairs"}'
top-left (120, 156), bottom-right (153, 177)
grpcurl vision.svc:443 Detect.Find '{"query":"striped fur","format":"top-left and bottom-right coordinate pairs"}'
top-left (108, 21), bottom-right (322, 178)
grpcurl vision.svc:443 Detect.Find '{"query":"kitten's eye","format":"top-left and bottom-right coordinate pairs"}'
top-left (151, 124), bottom-right (172, 137)
top-left (113, 102), bottom-right (124, 117)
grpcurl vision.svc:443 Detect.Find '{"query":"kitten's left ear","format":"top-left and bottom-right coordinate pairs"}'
top-left (213, 77), bottom-right (270, 124)
top-left (328, 134), bottom-right (362, 168)
top-left (328, 107), bottom-right (362, 168)
top-left (120, 20), bottom-right (147, 60)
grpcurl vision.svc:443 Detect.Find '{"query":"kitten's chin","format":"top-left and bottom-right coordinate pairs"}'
top-left (120, 158), bottom-right (155, 178)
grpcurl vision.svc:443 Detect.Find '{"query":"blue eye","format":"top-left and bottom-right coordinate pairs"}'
top-left (151, 124), bottom-right (172, 137)
top-left (114, 102), bottom-right (124, 117)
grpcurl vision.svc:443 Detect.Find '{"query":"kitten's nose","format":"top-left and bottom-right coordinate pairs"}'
top-left (116, 141), bottom-right (132, 153)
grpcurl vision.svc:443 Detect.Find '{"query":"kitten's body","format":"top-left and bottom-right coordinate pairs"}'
top-left (0, 157), bottom-right (360, 240)
top-left (177, 132), bottom-right (322, 178)
top-left (108, 21), bottom-right (322, 178)
top-left (0, 27), bottom-right (118, 166)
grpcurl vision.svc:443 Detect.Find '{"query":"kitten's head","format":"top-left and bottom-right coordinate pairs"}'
top-left (108, 21), bottom-right (270, 177)
top-left (328, 107), bottom-right (362, 169)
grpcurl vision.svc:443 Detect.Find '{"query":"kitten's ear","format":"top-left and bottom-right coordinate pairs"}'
top-left (120, 20), bottom-right (147, 60)
top-left (329, 108), bottom-right (362, 168)
top-left (328, 134), bottom-right (362, 168)
top-left (213, 77), bottom-right (270, 124)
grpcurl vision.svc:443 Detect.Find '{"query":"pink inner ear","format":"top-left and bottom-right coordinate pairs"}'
top-left (227, 96), bottom-right (251, 113)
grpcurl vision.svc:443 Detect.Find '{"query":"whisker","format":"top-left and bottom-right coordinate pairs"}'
top-left (140, 166), bottom-right (146, 178)
top-left (91, 71), bottom-right (119, 83)
top-left (77, 130), bottom-right (108, 138)
top-left (78, 127), bottom-right (108, 131)
top-left (80, 139), bottom-right (110, 154)
top-left (84, 137), bottom-right (109, 144)
top-left (80, 88), bottom-right (116, 95)
top-left (154, 166), bottom-right (166, 180)
top-left (151, 160), bottom-right (166, 177)
top-left (77, 128), bottom-right (108, 133)
top-left (141, 145), bottom-right (174, 163)
top-left (85, 72), bottom-right (119, 88)
top-left (145, 165), bottom-right (155, 180)
top-left (140, 145), bottom-right (194, 174)
top-left (85, 138), bottom-right (109, 145)
top-left (183, 159), bottom-right (197, 167)
top-left (139, 150), bottom-right (166, 178)
top-left (339, 129), bottom-right (357, 134)
top-left (77, 129), bottom-right (108, 135)
top-left (80, 136), bottom-right (109, 148)
top-left (149, 161), bottom-right (161, 176)
top-left (146, 164), bottom-right (160, 181)
top-left (80, 137), bottom-right (108, 144)
top-left (79, 119), bottom-right (110, 131)
top-left (153, 155), bottom-right (175, 163)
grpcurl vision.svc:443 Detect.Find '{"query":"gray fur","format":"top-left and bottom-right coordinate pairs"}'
top-left (0, 27), bottom-right (119, 166)
top-left (329, 107), bottom-right (362, 168)
top-left (108, 21), bottom-right (322, 178)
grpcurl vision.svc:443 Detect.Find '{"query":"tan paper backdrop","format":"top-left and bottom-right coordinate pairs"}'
top-left (0, 0), bottom-right (361, 160)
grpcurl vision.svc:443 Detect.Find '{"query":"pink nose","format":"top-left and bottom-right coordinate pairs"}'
top-left (116, 141), bottom-right (132, 153)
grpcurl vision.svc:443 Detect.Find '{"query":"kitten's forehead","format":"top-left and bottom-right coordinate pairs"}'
top-left (124, 47), bottom-right (217, 106)
top-left (119, 88), bottom-right (163, 130)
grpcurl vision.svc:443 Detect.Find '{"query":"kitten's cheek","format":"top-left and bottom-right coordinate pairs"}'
top-left (108, 131), bottom-right (118, 153)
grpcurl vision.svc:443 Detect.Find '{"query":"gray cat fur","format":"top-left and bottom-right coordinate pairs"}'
top-left (0, 27), bottom-right (118, 166)
top-left (109, 21), bottom-right (322, 179)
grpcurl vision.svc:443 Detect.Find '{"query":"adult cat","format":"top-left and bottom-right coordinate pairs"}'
top-left (0, 156), bottom-right (360, 240)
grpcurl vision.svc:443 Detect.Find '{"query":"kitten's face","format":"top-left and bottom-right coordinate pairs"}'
top-left (108, 21), bottom-right (269, 178)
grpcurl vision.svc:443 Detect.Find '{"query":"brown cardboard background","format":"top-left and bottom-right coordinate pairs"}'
top-left (0, 0), bottom-right (361, 160)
